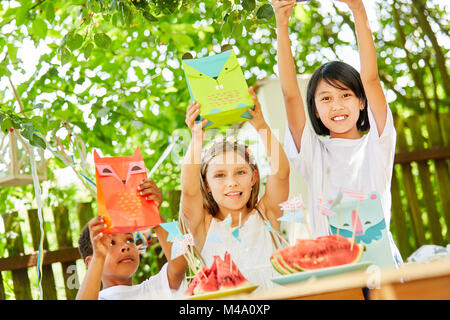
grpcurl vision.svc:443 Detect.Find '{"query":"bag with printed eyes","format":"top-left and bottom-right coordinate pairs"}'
top-left (94, 147), bottom-right (161, 234)
top-left (181, 45), bottom-right (254, 129)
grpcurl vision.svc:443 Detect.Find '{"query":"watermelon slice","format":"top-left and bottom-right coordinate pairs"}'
top-left (185, 251), bottom-right (254, 297)
top-left (271, 234), bottom-right (365, 274)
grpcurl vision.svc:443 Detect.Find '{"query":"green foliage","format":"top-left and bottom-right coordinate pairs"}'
top-left (0, 0), bottom-right (448, 287)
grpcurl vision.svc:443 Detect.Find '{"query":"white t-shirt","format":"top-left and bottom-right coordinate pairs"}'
top-left (284, 105), bottom-right (402, 262)
top-left (201, 211), bottom-right (281, 291)
top-left (98, 263), bottom-right (187, 300)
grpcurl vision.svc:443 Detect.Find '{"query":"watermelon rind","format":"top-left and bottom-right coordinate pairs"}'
top-left (276, 253), bottom-right (297, 273)
top-left (270, 257), bottom-right (289, 275)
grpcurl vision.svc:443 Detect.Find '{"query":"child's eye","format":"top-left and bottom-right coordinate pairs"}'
top-left (343, 93), bottom-right (351, 98)
top-left (237, 170), bottom-right (246, 175)
top-left (215, 173), bottom-right (225, 178)
top-left (110, 240), bottom-right (116, 246)
top-left (127, 238), bottom-right (135, 244)
top-left (321, 97), bottom-right (330, 101)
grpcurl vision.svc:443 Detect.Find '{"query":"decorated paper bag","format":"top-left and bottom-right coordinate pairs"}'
top-left (181, 46), bottom-right (254, 129)
top-left (94, 147), bottom-right (161, 234)
top-left (326, 192), bottom-right (396, 267)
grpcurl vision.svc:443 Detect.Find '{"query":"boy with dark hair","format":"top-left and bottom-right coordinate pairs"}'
top-left (76, 178), bottom-right (187, 300)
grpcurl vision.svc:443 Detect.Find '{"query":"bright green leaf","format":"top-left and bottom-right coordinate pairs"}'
top-left (67, 33), bottom-right (84, 51)
top-left (31, 19), bottom-right (48, 39)
top-left (60, 47), bottom-right (72, 65)
top-left (84, 43), bottom-right (94, 58)
top-left (94, 33), bottom-right (112, 49)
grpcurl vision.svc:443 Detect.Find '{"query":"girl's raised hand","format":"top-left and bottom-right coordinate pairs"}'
top-left (272, 0), bottom-right (296, 27)
top-left (185, 101), bottom-right (208, 138)
top-left (247, 86), bottom-right (267, 130)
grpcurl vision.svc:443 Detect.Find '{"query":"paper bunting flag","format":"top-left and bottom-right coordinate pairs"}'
top-left (279, 195), bottom-right (306, 211)
top-left (351, 210), bottom-right (365, 237)
top-left (318, 199), bottom-right (336, 216)
top-left (171, 233), bottom-right (194, 260)
top-left (160, 221), bottom-right (183, 242)
top-left (277, 210), bottom-right (304, 223)
top-left (231, 226), bottom-right (242, 242)
top-left (341, 188), bottom-right (366, 201)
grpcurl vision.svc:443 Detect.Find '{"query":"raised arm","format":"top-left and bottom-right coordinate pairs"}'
top-left (180, 102), bottom-right (208, 237)
top-left (248, 87), bottom-right (290, 225)
top-left (76, 216), bottom-right (109, 300)
top-left (272, 0), bottom-right (307, 153)
top-left (339, 0), bottom-right (388, 135)
top-left (138, 179), bottom-right (187, 290)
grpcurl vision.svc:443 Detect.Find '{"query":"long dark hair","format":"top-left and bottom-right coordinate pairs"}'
top-left (306, 61), bottom-right (370, 136)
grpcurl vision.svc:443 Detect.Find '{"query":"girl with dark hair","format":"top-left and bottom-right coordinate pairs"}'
top-left (180, 87), bottom-right (290, 290)
top-left (272, 0), bottom-right (402, 263)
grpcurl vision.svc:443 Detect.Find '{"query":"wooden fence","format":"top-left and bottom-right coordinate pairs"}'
top-left (391, 112), bottom-right (449, 259)
top-left (0, 113), bottom-right (448, 299)
top-left (0, 203), bottom-right (94, 300)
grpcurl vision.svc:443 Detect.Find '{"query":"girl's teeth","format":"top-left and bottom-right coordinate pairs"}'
top-left (333, 116), bottom-right (346, 121)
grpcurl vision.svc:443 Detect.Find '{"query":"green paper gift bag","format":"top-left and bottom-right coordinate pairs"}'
top-left (182, 46), bottom-right (254, 129)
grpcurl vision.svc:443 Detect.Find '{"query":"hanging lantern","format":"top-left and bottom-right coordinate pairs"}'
top-left (0, 130), bottom-right (47, 186)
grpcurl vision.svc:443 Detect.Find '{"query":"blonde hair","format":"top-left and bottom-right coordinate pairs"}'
top-left (200, 140), bottom-right (260, 217)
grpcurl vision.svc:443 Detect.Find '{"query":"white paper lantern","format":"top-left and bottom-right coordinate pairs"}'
top-left (0, 130), bottom-right (46, 186)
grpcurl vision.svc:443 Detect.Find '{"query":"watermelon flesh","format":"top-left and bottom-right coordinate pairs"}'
top-left (185, 251), bottom-right (252, 296)
top-left (271, 234), bottom-right (365, 274)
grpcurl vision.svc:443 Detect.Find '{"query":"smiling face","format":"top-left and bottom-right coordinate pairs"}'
top-left (314, 79), bottom-right (365, 139)
top-left (204, 150), bottom-right (258, 214)
top-left (102, 233), bottom-right (140, 284)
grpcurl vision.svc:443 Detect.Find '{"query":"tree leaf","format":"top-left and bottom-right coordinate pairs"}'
top-left (256, 4), bottom-right (274, 20)
top-left (46, 2), bottom-right (55, 22)
top-left (67, 33), bottom-right (84, 51)
top-left (94, 33), bottom-right (112, 49)
top-left (30, 133), bottom-right (47, 149)
top-left (84, 42), bottom-right (94, 58)
top-left (60, 47), bottom-right (72, 65)
top-left (143, 11), bottom-right (158, 22)
top-left (31, 19), bottom-right (48, 39)
top-left (242, 0), bottom-right (256, 12)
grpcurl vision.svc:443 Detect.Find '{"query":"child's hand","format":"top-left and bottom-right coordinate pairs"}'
top-left (247, 86), bottom-right (267, 130)
top-left (272, 0), bottom-right (296, 27)
top-left (334, 0), bottom-right (363, 11)
top-left (88, 216), bottom-right (110, 259)
top-left (138, 178), bottom-right (163, 207)
top-left (185, 101), bottom-right (208, 139)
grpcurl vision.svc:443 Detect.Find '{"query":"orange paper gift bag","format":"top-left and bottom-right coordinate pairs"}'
top-left (94, 147), bottom-right (161, 234)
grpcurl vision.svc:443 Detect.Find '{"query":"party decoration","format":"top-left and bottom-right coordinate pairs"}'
top-left (181, 46), bottom-right (254, 129)
top-left (231, 226), bottom-right (243, 243)
top-left (327, 191), bottom-right (396, 266)
top-left (160, 221), bottom-right (184, 242)
top-left (171, 233), bottom-right (195, 260)
top-left (94, 147), bottom-right (161, 234)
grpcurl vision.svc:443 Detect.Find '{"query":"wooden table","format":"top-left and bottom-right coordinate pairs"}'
top-left (223, 258), bottom-right (450, 300)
